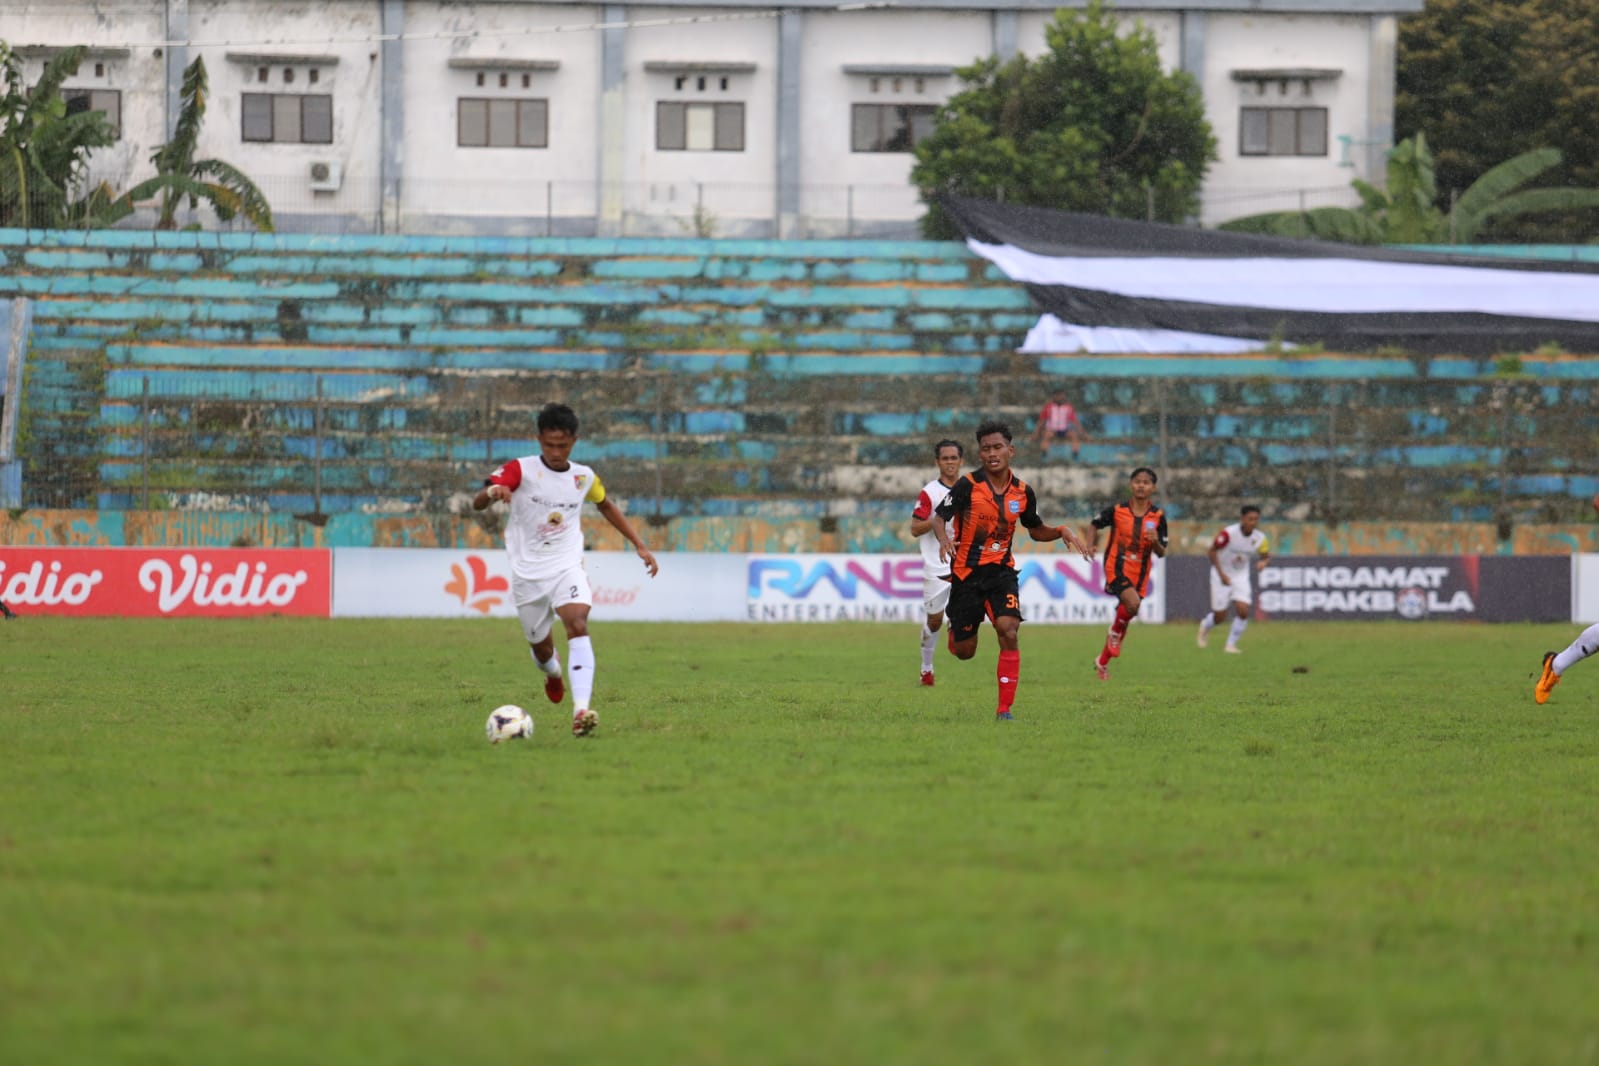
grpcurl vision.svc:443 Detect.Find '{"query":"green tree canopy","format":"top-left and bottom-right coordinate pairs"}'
top-left (1396, 0), bottom-right (1599, 241)
top-left (0, 42), bottom-right (121, 229)
top-left (1218, 134), bottom-right (1599, 244)
top-left (911, 1), bottom-right (1215, 238)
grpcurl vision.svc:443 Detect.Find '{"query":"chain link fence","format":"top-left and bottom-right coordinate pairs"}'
top-left (19, 365), bottom-right (1599, 525)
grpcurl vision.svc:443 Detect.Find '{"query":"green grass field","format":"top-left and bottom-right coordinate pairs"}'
top-left (3, 617), bottom-right (1597, 1065)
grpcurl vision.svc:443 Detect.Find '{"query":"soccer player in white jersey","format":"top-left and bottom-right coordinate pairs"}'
top-left (908, 439), bottom-right (964, 685)
top-left (1197, 505), bottom-right (1270, 654)
top-left (1536, 625), bottom-right (1599, 704)
top-left (1534, 493), bottom-right (1599, 703)
top-left (473, 403), bottom-right (658, 737)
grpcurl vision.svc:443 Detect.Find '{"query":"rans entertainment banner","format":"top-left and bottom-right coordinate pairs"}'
top-left (744, 553), bottom-right (1163, 624)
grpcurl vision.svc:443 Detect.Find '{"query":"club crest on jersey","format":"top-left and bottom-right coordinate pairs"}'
top-left (573, 475), bottom-right (584, 489)
top-left (1008, 499), bottom-right (1021, 513)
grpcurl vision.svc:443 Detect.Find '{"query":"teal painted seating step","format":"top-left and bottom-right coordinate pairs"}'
top-left (0, 227), bottom-right (979, 261)
top-left (681, 411), bottom-right (744, 434)
top-left (223, 255), bottom-right (563, 279)
top-left (568, 440), bottom-right (660, 461)
top-left (643, 353), bottom-right (750, 372)
top-left (101, 405), bottom-right (415, 431)
top-left (1430, 356), bottom-right (1599, 380)
top-left (395, 281), bottom-right (664, 305)
top-left (1368, 444), bottom-right (1501, 467)
top-left (104, 343), bottom-right (627, 373)
top-left (370, 306), bottom-right (441, 326)
top-left (35, 298), bottom-right (282, 322)
top-left (21, 250), bottom-right (118, 270)
top-left (6, 274), bottom-right (341, 300)
top-left (105, 369), bottom-right (432, 401)
top-left (759, 354), bottom-right (987, 376)
top-left (1041, 355), bottom-right (1419, 379)
top-left (910, 287), bottom-right (1032, 310)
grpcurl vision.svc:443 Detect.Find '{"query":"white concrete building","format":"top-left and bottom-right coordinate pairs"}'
top-left (0, 0), bottom-right (1422, 236)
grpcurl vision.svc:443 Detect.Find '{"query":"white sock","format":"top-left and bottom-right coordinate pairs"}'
top-left (568, 635), bottom-right (596, 710)
top-left (1199, 614), bottom-right (1217, 634)
top-left (1227, 617), bottom-right (1248, 647)
top-left (920, 623), bottom-right (937, 673)
top-left (1553, 623), bottom-right (1599, 676)
top-left (531, 646), bottom-right (561, 678)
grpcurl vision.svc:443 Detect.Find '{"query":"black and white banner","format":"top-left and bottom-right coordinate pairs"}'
top-left (943, 196), bottom-right (1599, 355)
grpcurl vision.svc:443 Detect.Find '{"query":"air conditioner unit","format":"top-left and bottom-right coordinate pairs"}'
top-left (307, 159), bottom-right (343, 192)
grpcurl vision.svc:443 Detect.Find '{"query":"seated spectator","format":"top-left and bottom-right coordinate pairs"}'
top-left (1032, 390), bottom-right (1089, 458)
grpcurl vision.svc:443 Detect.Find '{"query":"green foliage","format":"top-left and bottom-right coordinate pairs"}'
top-left (121, 57), bottom-right (273, 232)
top-left (1396, 0), bottom-right (1599, 241)
top-left (911, 1), bottom-right (1215, 237)
top-left (1218, 134), bottom-right (1599, 244)
top-left (0, 42), bottom-right (122, 229)
top-left (5, 618), bottom-right (1599, 1063)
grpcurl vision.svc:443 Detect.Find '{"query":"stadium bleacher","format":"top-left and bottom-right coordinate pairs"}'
top-left (2, 227), bottom-right (1596, 529)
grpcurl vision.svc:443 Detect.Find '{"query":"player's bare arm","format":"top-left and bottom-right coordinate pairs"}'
top-left (932, 514), bottom-right (954, 564)
top-left (474, 483), bottom-right (509, 509)
top-left (910, 515), bottom-right (934, 537)
top-left (597, 498), bottom-right (659, 577)
top-left (1209, 546), bottom-right (1231, 584)
top-left (1028, 522), bottom-right (1091, 559)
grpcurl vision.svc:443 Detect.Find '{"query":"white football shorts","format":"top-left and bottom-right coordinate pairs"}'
top-left (513, 565), bottom-right (593, 644)
top-left (1209, 571), bottom-right (1253, 612)
top-left (923, 572), bottom-right (952, 617)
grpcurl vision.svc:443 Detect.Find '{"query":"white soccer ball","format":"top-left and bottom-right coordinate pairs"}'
top-left (486, 704), bottom-right (534, 744)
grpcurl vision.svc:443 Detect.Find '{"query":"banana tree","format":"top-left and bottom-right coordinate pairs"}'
top-left (0, 43), bottom-right (120, 229)
top-left (1219, 133), bottom-right (1599, 244)
top-left (122, 56), bottom-right (273, 231)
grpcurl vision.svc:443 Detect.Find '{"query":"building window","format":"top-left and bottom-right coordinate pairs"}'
top-left (656, 101), bottom-right (744, 151)
top-left (62, 88), bottom-right (121, 139)
top-left (1240, 107), bottom-right (1327, 157)
top-left (458, 98), bottom-right (549, 148)
top-left (242, 93), bottom-right (334, 144)
top-left (851, 103), bottom-right (936, 153)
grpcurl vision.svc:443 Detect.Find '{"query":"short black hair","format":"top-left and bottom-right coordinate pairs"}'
top-left (1130, 466), bottom-right (1158, 483)
top-left (974, 420), bottom-right (1013, 444)
top-left (1241, 505), bottom-right (1261, 517)
top-left (934, 439), bottom-right (964, 458)
top-left (537, 403), bottom-right (579, 436)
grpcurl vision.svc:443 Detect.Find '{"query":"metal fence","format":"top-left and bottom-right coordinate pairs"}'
top-left (15, 172), bottom-right (1598, 241)
top-left (20, 367), bottom-right (1599, 525)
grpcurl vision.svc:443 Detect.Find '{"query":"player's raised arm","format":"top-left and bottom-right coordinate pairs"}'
top-left (596, 497), bottom-right (659, 577)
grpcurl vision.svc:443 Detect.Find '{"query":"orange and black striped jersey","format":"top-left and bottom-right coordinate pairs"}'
top-left (1092, 502), bottom-right (1168, 592)
top-left (934, 470), bottom-right (1044, 580)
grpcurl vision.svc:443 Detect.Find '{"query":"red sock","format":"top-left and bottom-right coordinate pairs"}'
top-left (1101, 606), bottom-right (1134, 664)
top-left (1112, 605), bottom-right (1133, 637)
top-left (997, 649), bottom-right (1019, 711)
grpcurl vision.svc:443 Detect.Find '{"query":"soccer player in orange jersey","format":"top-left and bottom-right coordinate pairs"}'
top-left (1083, 466), bottom-right (1167, 680)
top-left (932, 420), bottom-right (1091, 720)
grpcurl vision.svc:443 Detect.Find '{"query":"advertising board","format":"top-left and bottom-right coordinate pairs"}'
top-left (744, 553), bottom-right (1162, 624)
top-left (0, 547), bottom-right (331, 617)
top-left (330, 549), bottom-right (741, 621)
